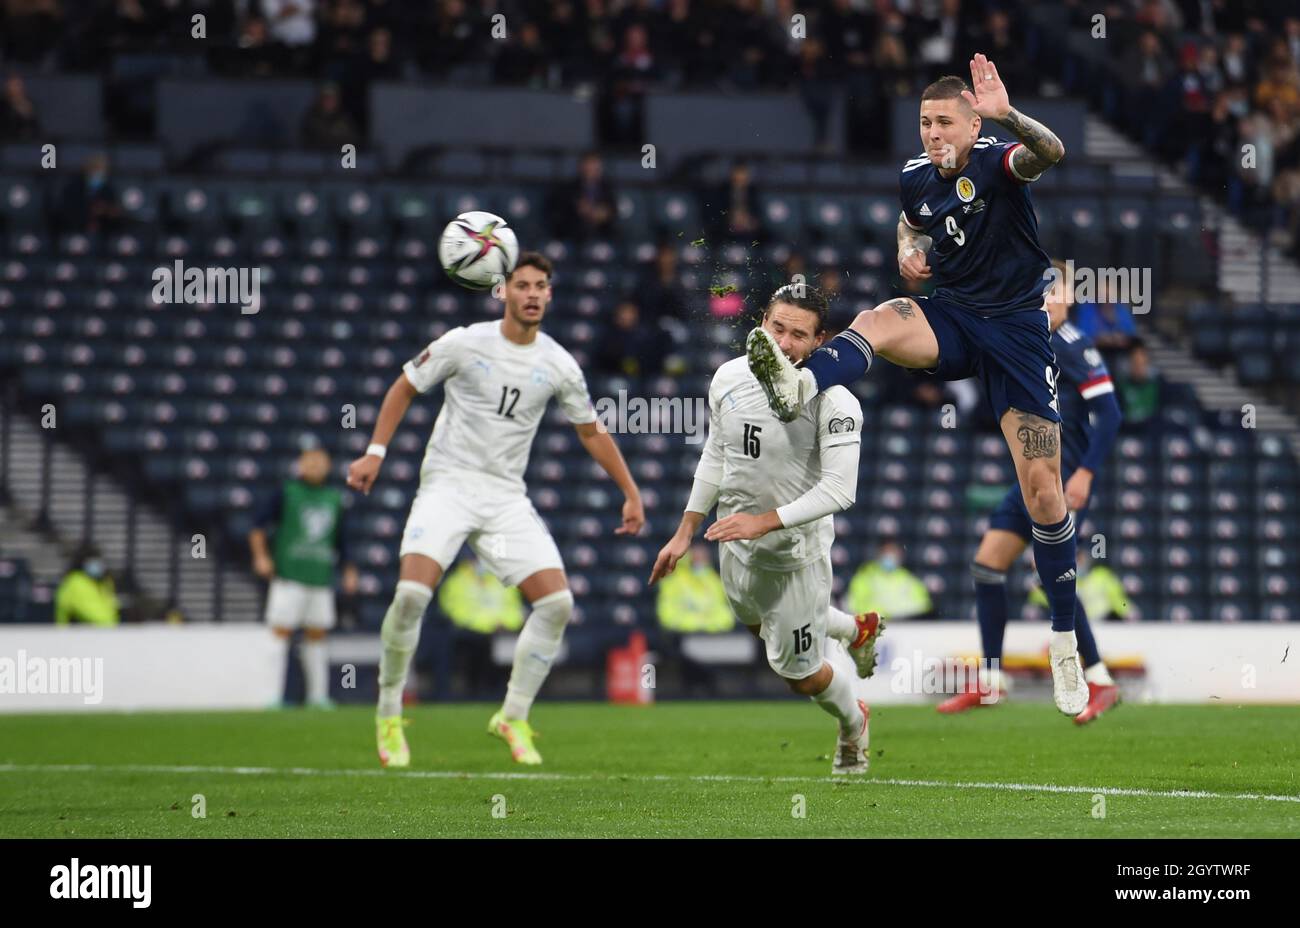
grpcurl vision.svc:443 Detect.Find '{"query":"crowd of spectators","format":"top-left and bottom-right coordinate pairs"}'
top-left (1055, 0), bottom-right (1300, 256)
top-left (1, 0), bottom-right (1046, 150)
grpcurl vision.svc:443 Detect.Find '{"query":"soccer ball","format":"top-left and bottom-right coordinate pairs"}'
top-left (438, 211), bottom-right (519, 291)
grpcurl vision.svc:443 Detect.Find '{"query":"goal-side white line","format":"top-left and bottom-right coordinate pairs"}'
top-left (1, 763), bottom-right (1298, 804)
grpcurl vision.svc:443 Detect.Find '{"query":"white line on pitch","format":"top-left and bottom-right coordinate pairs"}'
top-left (1, 763), bottom-right (1298, 804)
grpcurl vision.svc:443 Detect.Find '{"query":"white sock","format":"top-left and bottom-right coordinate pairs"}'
top-left (1048, 629), bottom-right (1077, 655)
top-left (271, 632), bottom-right (291, 703)
top-left (377, 580), bottom-right (433, 718)
top-left (810, 655), bottom-right (863, 734)
top-left (1084, 662), bottom-right (1115, 686)
top-left (981, 665), bottom-right (1009, 695)
top-left (826, 607), bottom-right (858, 644)
top-left (301, 638), bottom-right (328, 703)
top-left (502, 590), bottom-right (573, 721)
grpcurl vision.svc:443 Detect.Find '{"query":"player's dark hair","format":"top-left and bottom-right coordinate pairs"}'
top-left (921, 75), bottom-right (972, 104)
top-left (766, 284), bottom-right (830, 333)
top-left (508, 251), bottom-right (552, 282)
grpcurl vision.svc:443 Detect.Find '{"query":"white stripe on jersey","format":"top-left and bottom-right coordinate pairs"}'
top-left (1057, 322), bottom-right (1082, 343)
top-left (1080, 380), bottom-right (1115, 399)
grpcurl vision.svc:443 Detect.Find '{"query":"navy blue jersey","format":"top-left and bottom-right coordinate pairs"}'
top-left (899, 137), bottom-right (1051, 315)
top-left (1052, 321), bottom-right (1115, 472)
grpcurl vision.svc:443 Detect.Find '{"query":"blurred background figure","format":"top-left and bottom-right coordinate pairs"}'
top-left (596, 298), bottom-right (666, 377)
top-left (1117, 339), bottom-right (1161, 431)
top-left (704, 161), bottom-right (763, 243)
top-left (249, 446), bottom-right (358, 709)
top-left (1072, 277), bottom-right (1139, 356)
top-left (552, 150), bottom-right (616, 241)
top-left (846, 540), bottom-right (935, 621)
top-left (300, 81), bottom-right (358, 149)
top-left (56, 152), bottom-right (121, 236)
top-left (428, 553), bottom-right (525, 701)
top-left (0, 71), bottom-right (38, 140)
top-left (54, 542), bottom-right (120, 626)
top-left (656, 542), bottom-right (732, 634)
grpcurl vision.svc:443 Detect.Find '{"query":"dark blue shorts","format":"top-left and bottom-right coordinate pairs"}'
top-left (913, 295), bottom-right (1061, 424)
top-left (988, 475), bottom-right (1088, 545)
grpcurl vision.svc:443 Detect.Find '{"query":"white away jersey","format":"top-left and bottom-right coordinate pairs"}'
top-left (402, 321), bottom-right (597, 494)
top-left (695, 356), bottom-right (863, 570)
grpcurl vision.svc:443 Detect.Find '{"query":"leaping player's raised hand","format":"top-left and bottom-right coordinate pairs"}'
top-left (960, 53), bottom-right (1011, 121)
top-left (617, 495), bottom-right (645, 536)
top-left (648, 533), bottom-right (690, 586)
top-left (347, 453), bottom-right (382, 495)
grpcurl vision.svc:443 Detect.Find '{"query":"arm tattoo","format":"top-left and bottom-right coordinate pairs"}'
top-left (996, 107), bottom-right (1065, 179)
top-left (898, 215), bottom-right (925, 251)
top-left (885, 298), bottom-right (915, 319)
top-left (1014, 410), bottom-right (1059, 459)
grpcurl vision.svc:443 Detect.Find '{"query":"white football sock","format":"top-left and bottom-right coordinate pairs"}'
top-left (502, 590), bottom-right (574, 721)
top-left (826, 607), bottom-right (858, 644)
top-left (271, 632), bottom-right (291, 703)
top-left (1084, 662), bottom-right (1115, 686)
top-left (301, 638), bottom-right (328, 704)
top-left (377, 580), bottom-right (433, 718)
top-left (810, 653), bottom-right (863, 734)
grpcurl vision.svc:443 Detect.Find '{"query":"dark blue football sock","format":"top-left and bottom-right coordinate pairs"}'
top-left (799, 329), bottom-right (874, 391)
top-left (1032, 513), bottom-right (1078, 633)
top-left (1073, 594), bottom-right (1102, 667)
top-left (971, 563), bottom-right (1009, 663)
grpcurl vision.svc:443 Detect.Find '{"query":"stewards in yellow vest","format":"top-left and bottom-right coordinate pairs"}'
top-left (657, 544), bottom-right (734, 633)
top-left (1030, 552), bottom-right (1128, 622)
top-left (846, 542), bottom-right (933, 620)
top-left (438, 557), bottom-right (525, 634)
top-left (54, 544), bottom-right (120, 626)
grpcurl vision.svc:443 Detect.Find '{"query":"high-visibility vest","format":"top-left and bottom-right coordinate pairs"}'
top-left (846, 563), bottom-right (932, 620)
top-left (54, 571), bottom-right (120, 626)
top-left (438, 563), bottom-right (525, 634)
top-left (657, 565), bottom-right (734, 633)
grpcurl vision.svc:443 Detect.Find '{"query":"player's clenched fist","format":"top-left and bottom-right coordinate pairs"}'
top-left (347, 454), bottom-right (382, 495)
top-left (648, 534), bottom-right (690, 585)
top-left (898, 246), bottom-right (932, 282)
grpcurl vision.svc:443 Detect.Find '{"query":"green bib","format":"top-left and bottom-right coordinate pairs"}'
top-left (272, 480), bottom-right (342, 588)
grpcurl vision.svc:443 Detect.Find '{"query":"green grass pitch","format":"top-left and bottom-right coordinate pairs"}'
top-left (1, 702), bottom-right (1298, 837)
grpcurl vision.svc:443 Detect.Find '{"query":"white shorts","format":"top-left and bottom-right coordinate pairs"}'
top-left (264, 577), bottom-right (336, 630)
top-left (398, 481), bottom-right (563, 588)
top-left (719, 546), bottom-right (831, 680)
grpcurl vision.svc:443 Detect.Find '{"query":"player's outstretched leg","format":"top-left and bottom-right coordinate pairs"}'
top-left (822, 638), bottom-right (870, 774)
top-left (489, 585), bottom-right (574, 765)
top-left (375, 579), bottom-right (434, 768)
top-left (1072, 596), bottom-right (1120, 724)
top-left (827, 607), bottom-right (886, 678)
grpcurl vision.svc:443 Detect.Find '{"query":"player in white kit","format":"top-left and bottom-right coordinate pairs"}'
top-left (347, 252), bottom-right (644, 767)
top-left (650, 286), bottom-right (885, 774)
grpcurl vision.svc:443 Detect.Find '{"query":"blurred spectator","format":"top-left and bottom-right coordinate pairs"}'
top-left (262, 0), bottom-right (316, 48)
top-left (551, 151), bottom-right (616, 240)
top-left (56, 153), bottom-right (122, 236)
top-left (703, 161), bottom-right (763, 243)
top-left (795, 36), bottom-right (834, 151)
top-left (493, 19), bottom-right (547, 87)
top-left (638, 243), bottom-right (690, 322)
top-left (596, 299), bottom-right (666, 377)
top-left (846, 540), bottom-right (935, 621)
top-left (1073, 280), bottom-right (1139, 352)
top-left (656, 543), bottom-right (733, 633)
top-left (604, 21), bottom-right (656, 143)
top-left (221, 14), bottom-right (282, 78)
top-left (300, 82), bottom-right (359, 149)
top-left (439, 554), bottom-right (525, 634)
top-left (54, 543), bottom-right (120, 627)
top-left (0, 72), bottom-right (38, 140)
top-left (417, 0), bottom-right (478, 77)
top-left (1117, 340), bottom-right (1161, 430)
top-left (1, 0), bottom-right (65, 65)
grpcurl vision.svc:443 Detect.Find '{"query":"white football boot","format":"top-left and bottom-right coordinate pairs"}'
top-left (746, 326), bottom-right (810, 423)
top-left (1048, 630), bottom-right (1089, 716)
top-left (832, 697), bottom-right (870, 776)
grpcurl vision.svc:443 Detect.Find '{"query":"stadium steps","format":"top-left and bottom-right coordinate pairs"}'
top-left (1086, 114), bottom-right (1300, 304)
top-left (0, 502), bottom-right (71, 584)
top-left (1143, 334), bottom-right (1300, 461)
top-left (0, 401), bottom-right (262, 622)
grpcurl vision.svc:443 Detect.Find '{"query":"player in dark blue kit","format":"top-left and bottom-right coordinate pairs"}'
top-left (938, 260), bottom-right (1123, 723)
top-left (747, 54), bottom-right (1093, 715)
